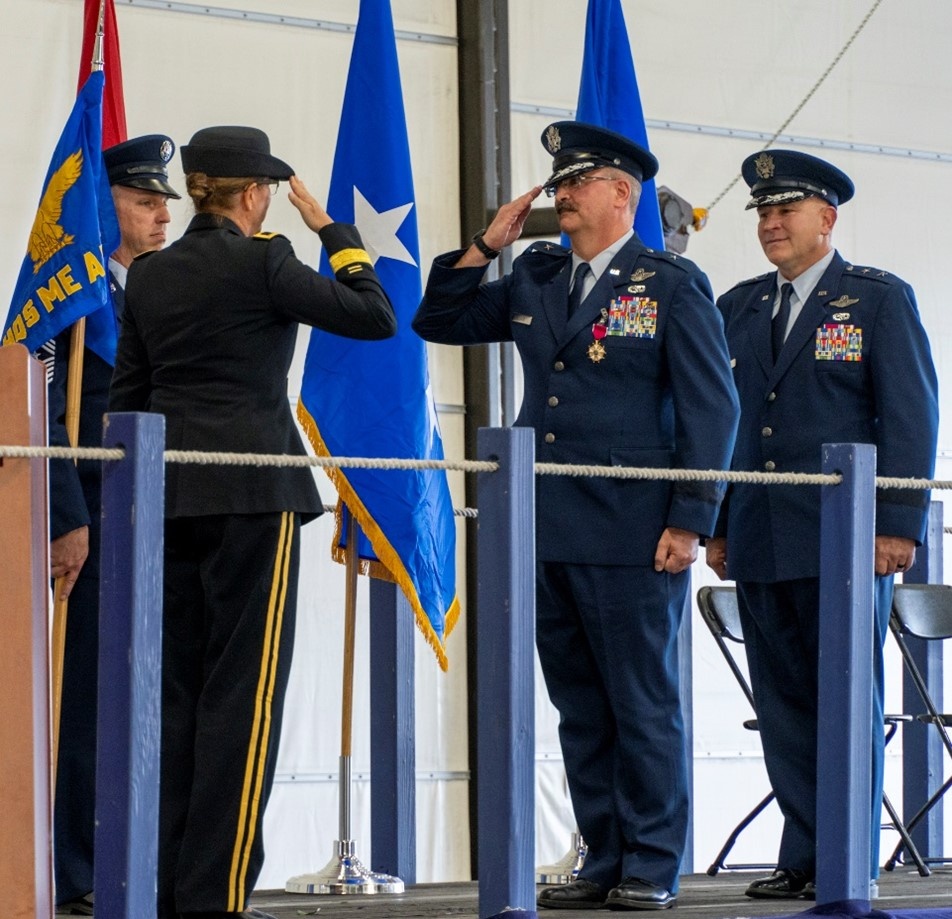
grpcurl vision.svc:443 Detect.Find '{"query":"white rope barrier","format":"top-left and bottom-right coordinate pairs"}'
top-left (2, 443), bottom-right (949, 492)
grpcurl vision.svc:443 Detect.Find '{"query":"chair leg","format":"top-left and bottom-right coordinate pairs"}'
top-left (881, 791), bottom-right (930, 877)
top-left (883, 774), bottom-right (952, 871)
top-left (706, 791), bottom-right (776, 876)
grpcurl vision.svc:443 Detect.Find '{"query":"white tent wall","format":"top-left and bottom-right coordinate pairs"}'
top-left (4, 0), bottom-right (952, 891)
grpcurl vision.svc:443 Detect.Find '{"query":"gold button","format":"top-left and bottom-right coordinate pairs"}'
top-left (554, 361), bottom-right (565, 371)
top-left (544, 433), bottom-right (555, 444)
top-left (548, 396), bottom-right (559, 407)
top-left (762, 426), bottom-right (773, 437)
top-left (764, 460), bottom-right (776, 471)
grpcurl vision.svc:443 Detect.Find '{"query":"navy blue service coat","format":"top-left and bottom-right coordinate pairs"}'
top-left (716, 251), bottom-right (938, 582)
top-left (414, 235), bottom-right (740, 563)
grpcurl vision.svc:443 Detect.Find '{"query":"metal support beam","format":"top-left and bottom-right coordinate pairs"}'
top-left (456, 0), bottom-right (512, 875)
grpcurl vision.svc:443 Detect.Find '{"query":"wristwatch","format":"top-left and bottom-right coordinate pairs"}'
top-left (471, 229), bottom-right (501, 260)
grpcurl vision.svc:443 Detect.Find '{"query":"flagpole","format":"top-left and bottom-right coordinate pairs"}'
top-left (52, 0), bottom-right (107, 791)
top-left (340, 512), bottom-right (359, 843)
top-left (285, 513), bottom-right (403, 896)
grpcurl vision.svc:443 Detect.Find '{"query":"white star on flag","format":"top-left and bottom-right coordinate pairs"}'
top-left (353, 186), bottom-right (417, 267)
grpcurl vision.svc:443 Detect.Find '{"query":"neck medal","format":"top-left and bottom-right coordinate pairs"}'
top-left (589, 310), bottom-right (608, 363)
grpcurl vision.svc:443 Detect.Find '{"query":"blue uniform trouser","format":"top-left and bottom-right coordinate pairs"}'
top-left (535, 561), bottom-right (689, 893)
top-left (736, 576), bottom-right (893, 878)
top-left (54, 570), bottom-right (99, 904)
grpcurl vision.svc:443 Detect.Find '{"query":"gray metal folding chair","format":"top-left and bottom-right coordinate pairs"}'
top-left (697, 585), bottom-right (927, 877)
top-left (883, 583), bottom-right (952, 873)
top-left (697, 585), bottom-right (776, 875)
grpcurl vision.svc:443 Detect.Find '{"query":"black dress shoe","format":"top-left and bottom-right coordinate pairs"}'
top-left (745, 868), bottom-right (814, 899)
top-left (538, 878), bottom-right (608, 910)
top-left (606, 877), bottom-right (676, 911)
top-left (56, 893), bottom-right (95, 916)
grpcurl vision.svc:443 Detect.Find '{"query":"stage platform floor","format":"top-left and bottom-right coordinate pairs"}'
top-left (249, 869), bottom-right (952, 918)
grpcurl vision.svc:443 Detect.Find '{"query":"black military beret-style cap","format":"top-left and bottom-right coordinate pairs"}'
top-left (742, 149), bottom-right (855, 210)
top-left (104, 134), bottom-right (181, 198)
top-left (180, 125), bottom-right (293, 180)
top-left (541, 120), bottom-right (659, 191)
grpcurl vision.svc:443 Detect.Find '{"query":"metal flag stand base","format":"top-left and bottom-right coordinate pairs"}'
top-left (536, 832), bottom-right (587, 885)
top-left (284, 516), bottom-right (404, 898)
top-left (285, 838), bottom-right (404, 895)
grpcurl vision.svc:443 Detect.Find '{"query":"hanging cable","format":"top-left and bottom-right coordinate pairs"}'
top-left (704, 0), bottom-right (886, 214)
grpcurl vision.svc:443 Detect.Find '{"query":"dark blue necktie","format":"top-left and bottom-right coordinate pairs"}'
top-left (772, 282), bottom-right (793, 362)
top-left (568, 262), bottom-right (591, 318)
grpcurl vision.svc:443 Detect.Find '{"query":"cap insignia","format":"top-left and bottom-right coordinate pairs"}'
top-left (630, 268), bottom-right (656, 282)
top-left (160, 140), bottom-right (173, 163)
top-left (754, 152), bottom-right (775, 179)
top-left (545, 125), bottom-right (562, 154)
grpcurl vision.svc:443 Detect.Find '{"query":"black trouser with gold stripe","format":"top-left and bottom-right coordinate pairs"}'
top-left (158, 512), bottom-right (299, 917)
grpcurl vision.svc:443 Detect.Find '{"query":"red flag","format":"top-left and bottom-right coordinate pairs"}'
top-left (76, 0), bottom-right (127, 146)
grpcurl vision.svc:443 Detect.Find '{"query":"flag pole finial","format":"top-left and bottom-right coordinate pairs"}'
top-left (91, 0), bottom-right (106, 72)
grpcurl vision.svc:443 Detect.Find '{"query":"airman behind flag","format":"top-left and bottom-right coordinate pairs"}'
top-left (3, 70), bottom-right (119, 354)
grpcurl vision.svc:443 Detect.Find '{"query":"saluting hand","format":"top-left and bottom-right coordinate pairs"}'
top-left (288, 175), bottom-right (333, 232)
top-left (455, 185), bottom-right (544, 268)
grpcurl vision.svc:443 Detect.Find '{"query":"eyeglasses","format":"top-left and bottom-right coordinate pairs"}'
top-left (544, 174), bottom-right (617, 197)
top-left (256, 180), bottom-right (279, 196)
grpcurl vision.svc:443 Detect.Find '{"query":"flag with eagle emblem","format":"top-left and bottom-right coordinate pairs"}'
top-left (3, 70), bottom-right (119, 353)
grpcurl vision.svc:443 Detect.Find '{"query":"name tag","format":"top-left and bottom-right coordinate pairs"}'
top-left (512, 314), bottom-right (533, 326)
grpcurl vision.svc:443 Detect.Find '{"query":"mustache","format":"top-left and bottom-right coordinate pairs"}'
top-left (555, 202), bottom-right (577, 215)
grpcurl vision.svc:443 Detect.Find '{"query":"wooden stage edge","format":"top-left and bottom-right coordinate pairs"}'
top-left (250, 869), bottom-right (952, 918)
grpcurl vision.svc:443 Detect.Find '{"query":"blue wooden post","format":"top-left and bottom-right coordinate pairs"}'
top-left (476, 427), bottom-right (535, 919)
top-left (96, 412), bottom-right (165, 919)
top-left (816, 442), bottom-right (876, 904)
top-left (369, 579), bottom-right (416, 883)
top-left (678, 597), bottom-right (694, 875)
top-left (901, 500), bottom-right (944, 859)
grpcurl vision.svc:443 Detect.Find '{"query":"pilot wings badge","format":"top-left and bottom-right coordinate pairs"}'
top-left (29, 149), bottom-right (83, 274)
top-left (828, 294), bottom-right (859, 308)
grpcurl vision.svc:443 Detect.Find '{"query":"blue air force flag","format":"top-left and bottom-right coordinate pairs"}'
top-left (3, 71), bottom-right (119, 355)
top-left (297, 0), bottom-right (458, 669)
top-left (576, 0), bottom-right (665, 249)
